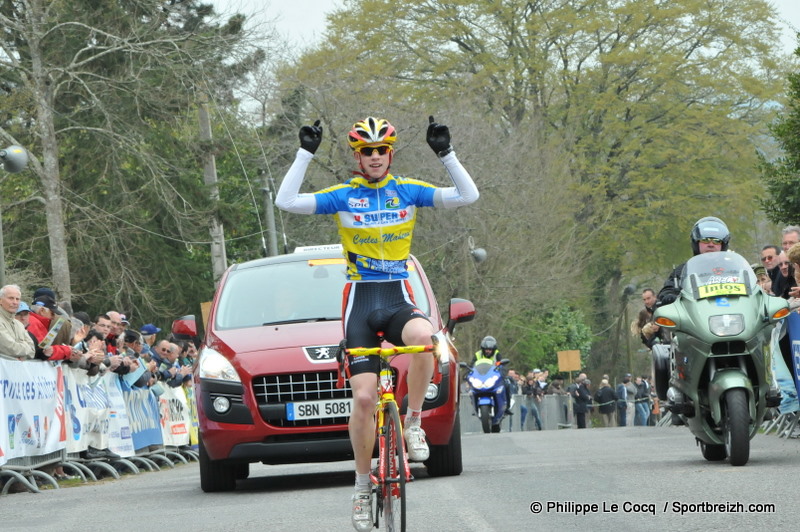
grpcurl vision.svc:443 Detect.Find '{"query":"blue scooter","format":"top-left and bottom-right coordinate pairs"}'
top-left (460, 358), bottom-right (512, 433)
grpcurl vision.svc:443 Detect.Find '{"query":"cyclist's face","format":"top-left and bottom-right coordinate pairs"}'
top-left (355, 148), bottom-right (391, 180)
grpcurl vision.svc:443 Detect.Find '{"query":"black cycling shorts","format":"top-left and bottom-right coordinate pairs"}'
top-left (342, 280), bottom-right (430, 376)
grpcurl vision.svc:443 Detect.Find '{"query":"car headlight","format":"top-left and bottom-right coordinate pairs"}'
top-left (708, 314), bottom-right (744, 337)
top-left (198, 347), bottom-right (241, 382)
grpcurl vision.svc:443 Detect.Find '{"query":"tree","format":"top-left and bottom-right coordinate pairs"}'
top-left (1, 0), bottom-right (263, 318)
top-left (761, 44), bottom-right (800, 224)
top-left (268, 0), bottom-right (793, 361)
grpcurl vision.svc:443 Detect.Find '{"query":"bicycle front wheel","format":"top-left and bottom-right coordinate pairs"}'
top-left (381, 401), bottom-right (406, 532)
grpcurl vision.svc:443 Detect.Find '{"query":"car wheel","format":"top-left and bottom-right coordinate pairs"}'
top-left (234, 462), bottom-right (250, 480)
top-left (424, 410), bottom-right (463, 477)
top-left (199, 435), bottom-right (236, 492)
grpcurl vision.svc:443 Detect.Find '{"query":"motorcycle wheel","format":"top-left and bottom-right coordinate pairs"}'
top-left (651, 344), bottom-right (671, 401)
top-left (479, 404), bottom-right (491, 434)
top-left (699, 440), bottom-right (726, 461)
top-left (724, 389), bottom-right (750, 466)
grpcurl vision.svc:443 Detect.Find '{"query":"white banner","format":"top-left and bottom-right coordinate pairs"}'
top-left (63, 365), bottom-right (90, 454)
top-left (158, 384), bottom-right (191, 447)
top-left (0, 359), bottom-right (66, 466)
top-left (104, 373), bottom-right (135, 457)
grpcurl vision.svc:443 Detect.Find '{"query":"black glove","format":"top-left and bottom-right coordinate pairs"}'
top-left (299, 119), bottom-right (323, 154)
top-left (426, 115), bottom-right (452, 157)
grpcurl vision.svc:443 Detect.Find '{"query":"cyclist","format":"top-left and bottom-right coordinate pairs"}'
top-left (276, 115), bottom-right (478, 531)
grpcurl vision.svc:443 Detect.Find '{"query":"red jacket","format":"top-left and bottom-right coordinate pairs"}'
top-left (27, 312), bottom-right (72, 361)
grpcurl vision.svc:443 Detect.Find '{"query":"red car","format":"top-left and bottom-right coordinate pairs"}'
top-left (186, 245), bottom-right (475, 492)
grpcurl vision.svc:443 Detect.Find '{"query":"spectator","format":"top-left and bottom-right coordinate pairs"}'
top-left (533, 369), bottom-right (546, 429)
top-left (521, 372), bottom-right (543, 431)
top-left (568, 373), bottom-right (592, 429)
top-left (752, 263), bottom-right (772, 295)
top-left (773, 252), bottom-right (794, 299)
top-left (616, 375), bottom-right (630, 427)
top-left (14, 301), bottom-right (31, 329)
top-left (594, 379), bottom-right (618, 427)
top-left (93, 313), bottom-right (113, 346)
top-left (139, 323), bottom-right (161, 358)
top-left (27, 295), bottom-right (76, 361)
top-left (105, 310), bottom-right (124, 354)
top-left (72, 330), bottom-right (108, 376)
top-left (71, 311), bottom-right (91, 346)
top-left (772, 226), bottom-right (800, 298)
top-left (122, 330), bottom-right (152, 387)
top-left (761, 244), bottom-right (780, 281)
top-left (545, 377), bottom-right (568, 395)
top-left (634, 376), bottom-right (651, 426)
top-left (624, 373), bottom-right (637, 427)
top-left (157, 342), bottom-right (191, 387)
top-left (151, 338), bottom-right (171, 368)
top-left (0, 284), bottom-right (35, 360)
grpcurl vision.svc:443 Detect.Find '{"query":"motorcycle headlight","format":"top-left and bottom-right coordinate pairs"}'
top-left (484, 375), bottom-right (499, 388)
top-left (468, 377), bottom-right (483, 388)
top-left (708, 314), bottom-right (744, 337)
top-left (198, 347), bottom-right (241, 382)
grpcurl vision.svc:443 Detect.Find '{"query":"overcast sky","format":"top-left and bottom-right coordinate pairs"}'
top-left (211, 0), bottom-right (800, 54)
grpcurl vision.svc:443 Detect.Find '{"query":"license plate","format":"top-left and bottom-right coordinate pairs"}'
top-left (286, 398), bottom-right (353, 420)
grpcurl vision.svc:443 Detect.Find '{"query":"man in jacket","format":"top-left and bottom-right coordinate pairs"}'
top-left (568, 373), bottom-right (592, 429)
top-left (0, 285), bottom-right (35, 360)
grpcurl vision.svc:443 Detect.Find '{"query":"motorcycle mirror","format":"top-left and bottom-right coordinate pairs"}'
top-left (1, 145), bottom-right (29, 173)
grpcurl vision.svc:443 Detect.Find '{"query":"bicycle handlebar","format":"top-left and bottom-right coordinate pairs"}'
top-left (344, 345), bottom-right (436, 358)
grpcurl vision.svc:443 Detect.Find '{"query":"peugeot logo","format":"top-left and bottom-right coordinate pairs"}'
top-left (303, 345), bottom-right (338, 363)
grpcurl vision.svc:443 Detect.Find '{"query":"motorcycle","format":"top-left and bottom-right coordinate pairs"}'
top-left (460, 358), bottom-right (513, 433)
top-left (653, 251), bottom-right (788, 466)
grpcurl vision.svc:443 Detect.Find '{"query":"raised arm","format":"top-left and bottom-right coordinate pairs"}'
top-left (427, 116), bottom-right (479, 208)
top-left (275, 120), bottom-right (323, 214)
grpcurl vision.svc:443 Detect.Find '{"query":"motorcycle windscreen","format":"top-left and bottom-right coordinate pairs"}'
top-left (682, 251), bottom-right (757, 301)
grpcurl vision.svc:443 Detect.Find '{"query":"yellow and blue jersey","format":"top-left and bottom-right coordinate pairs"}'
top-left (314, 174), bottom-right (436, 280)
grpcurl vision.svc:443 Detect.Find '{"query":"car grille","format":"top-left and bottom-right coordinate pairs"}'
top-left (252, 370), bottom-right (353, 427)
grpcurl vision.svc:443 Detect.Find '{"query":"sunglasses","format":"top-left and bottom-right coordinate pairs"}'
top-left (698, 237), bottom-right (723, 245)
top-left (357, 145), bottom-right (391, 156)
top-left (761, 255), bottom-right (774, 262)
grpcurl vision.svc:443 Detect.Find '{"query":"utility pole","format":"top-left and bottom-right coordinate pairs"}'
top-left (259, 171), bottom-right (279, 257)
top-left (198, 95), bottom-right (227, 284)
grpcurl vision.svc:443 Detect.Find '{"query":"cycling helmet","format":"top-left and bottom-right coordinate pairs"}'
top-left (480, 336), bottom-right (498, 351)
top-left (690, 216), bottom-right (730, 255)
top-left (347, 117), bottom-right (397, 150)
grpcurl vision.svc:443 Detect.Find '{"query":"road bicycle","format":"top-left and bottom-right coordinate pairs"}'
top-left (338, 332), bottom-right (444, 532)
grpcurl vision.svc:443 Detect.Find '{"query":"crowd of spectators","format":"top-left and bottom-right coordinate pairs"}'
top-left (0, 283), bottom-right (196, 471)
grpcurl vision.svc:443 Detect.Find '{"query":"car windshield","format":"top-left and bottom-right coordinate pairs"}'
top-left (681, 251), bottom-right (757, 300)
top-left (214, 257), bottom-right (430, 330)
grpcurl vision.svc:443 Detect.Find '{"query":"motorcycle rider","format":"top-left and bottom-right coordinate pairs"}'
top-left (655, 217), bottom-right (781, 411)
top-left (473, 335), bottom-right (501, 364)
top-left (472, 335), bottom-right (513, 414)
top-left (656, 216), bottom-right (730, 307)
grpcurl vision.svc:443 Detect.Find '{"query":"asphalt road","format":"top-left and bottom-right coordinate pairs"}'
top-left (4, 426), bottom-right (798, 531)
